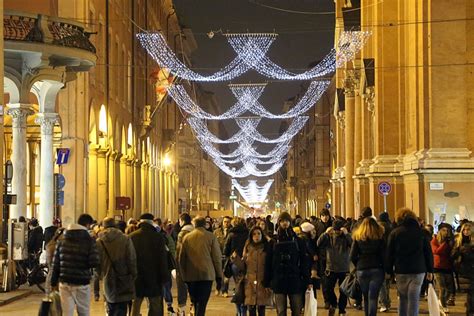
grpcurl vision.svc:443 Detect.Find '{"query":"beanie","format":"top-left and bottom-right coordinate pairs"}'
top-left (361, 206), bottom-right (373, 218)
top-left (278, 211), bottom-right (292, 223)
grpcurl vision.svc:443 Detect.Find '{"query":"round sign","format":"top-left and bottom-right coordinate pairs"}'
top-left (56, 174), bottom-right (66, 190)
top-left (378, 181), bottom-right (392, 195)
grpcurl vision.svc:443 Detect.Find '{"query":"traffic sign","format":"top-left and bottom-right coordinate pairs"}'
top-left (56, 148), bottom-right (70, 165)
top-left (325, 202), bottom-right (331, 209)
top-left (56, 191), bottom-right (65, 205)
top-left (55, 174), bottom-right (66, 190)
top-left (378, 181), bottom-right (392, 196)
top-left (229, 195), bottom-right (237, 200)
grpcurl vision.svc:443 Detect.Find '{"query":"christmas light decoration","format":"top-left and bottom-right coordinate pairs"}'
top-left (137, 31), bottom-right (370, 82)
top-left (187, 116), bottom-right (308, 144)
top-left (232, 179), bottom-right (274, 203)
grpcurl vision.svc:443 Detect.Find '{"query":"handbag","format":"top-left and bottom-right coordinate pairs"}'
top-left (38, 291), bottom-right (62, 316)
top-left (427, 283), bottom-right (440, 316)
top-left (223, 258), bottom-right (233, 279)
top-left (304, 289), bottom-right (317, 316)
top-left (340, 271), bottom-right (361, 299)
top-left (100, 240), bottom-right (133, 287)
top-left (231, 276), bottom-right (246, 304)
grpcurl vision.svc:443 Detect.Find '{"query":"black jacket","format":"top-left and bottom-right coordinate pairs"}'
top-left (51, 224), bottom-right (99, 286)
top-left (385, 218), bottom-right (434, 274)
top-left (43, 226), bottom-right (58, 249)
top-left (224, 225), bottom-right (249, 257)
top-left (350, 239), bottom-right (385, 271)
top-left (28, 226), bottom-right (44, 254)
top-left (129, 222), bottom-right (169, 297)
top-left (317, 231), bottom-right (352, 273)
top-left (267, 228), bottom-right (310, 294)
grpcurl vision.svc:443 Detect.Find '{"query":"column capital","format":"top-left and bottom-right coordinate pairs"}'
top-left (35, 113), bottom-right (59, 135)
top-left (336, 111), bottom-right (346, 129)
top-left (343, 69), bottom-right (360, 97)
top-left (7, 105), bottom-right (34, 128)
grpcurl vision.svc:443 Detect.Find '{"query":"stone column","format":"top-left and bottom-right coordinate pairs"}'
top-left (133, 160), bottom-right (142, 219)
top-left (35, 113), bottom-right (59, 228)
top-left (87, 145), bottom-right (99, 220)
top-left (120, 155), bottom-right (128, 196)
top-left (344, 69), bottom-right (358, 218)
top-left (108, 151), bottom-right (117, 215)
top-left (7, 105), bottom-right (33, 219)
top-left (97, 148), bottom-right (108, 220)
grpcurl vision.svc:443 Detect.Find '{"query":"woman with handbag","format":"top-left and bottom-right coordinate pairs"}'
top-left (235, 226), bottom-right (272, 316)
top-left (431, 225), bottom-right (454, 314)
top-left (452, 222), bottom-right (474, 316)
top-left (349, 217), bottom-right (385, 316)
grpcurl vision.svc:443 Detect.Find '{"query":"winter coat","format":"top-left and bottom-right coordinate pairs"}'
top-left (178, 227), bottom-right (223, 282)
top-left (224, 225), bottom-right (249, 257)
top-left (214, 226), bottom-right (229, 252)
top-left (28, 226), bottom-right (44, 254)
top-left (51, 224), bottom-right (99, 286)
top-left (129, 221), bottom-right (169, 297)
top-left (242, 242), bottom-right (272, 306)
top-left (43, 226), bottom-right (58, 249)
top-left (317, 231), bottom-right (352, 273)
top-left (385, 217), bottom-right (434, 274)
top-left (349, 239), bottom-right (385, 271)
top-left (431, 238), bottom-right (453, 271)
top-left (452, 235), bottom-right (474, 283)
top-left (268, 228), bottom-right (310, 294)
top-left (97, 227), bottom-right (137, 303)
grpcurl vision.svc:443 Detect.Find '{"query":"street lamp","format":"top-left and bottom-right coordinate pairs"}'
top-left (163, 153), bottom-right (172, 167)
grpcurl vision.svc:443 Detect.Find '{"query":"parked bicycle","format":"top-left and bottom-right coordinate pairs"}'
top-left (14, 252), bottom-right (48, 292)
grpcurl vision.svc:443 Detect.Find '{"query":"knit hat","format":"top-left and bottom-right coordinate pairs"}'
top-left (140, 213), bottom-right (154, 220)
top-left (103, 217), bottom-right (116, 228)
top-left (301, 222), bottom-right (315, 233)
top-left (378, 212), bottom-right (390, 223)
top-left (332, 219), bottom-right (345, 231)
top-left (278, 211), bottom-right (292, 223)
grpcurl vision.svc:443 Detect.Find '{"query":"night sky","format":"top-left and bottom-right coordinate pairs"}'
top-left (173, 0), bottom-right (335, 137)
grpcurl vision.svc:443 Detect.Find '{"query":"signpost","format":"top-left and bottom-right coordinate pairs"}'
top-left (378, 181), bottom-right (392, 212)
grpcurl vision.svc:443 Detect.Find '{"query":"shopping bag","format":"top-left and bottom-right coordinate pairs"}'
top-left (427, 283), bottom-right (440, 316)
top-left (340, 271), bottom-right (361, 299)
top-left (38, 291), bottom-right (62, 316)
top-left (304, 289), bottom-right (317, 316)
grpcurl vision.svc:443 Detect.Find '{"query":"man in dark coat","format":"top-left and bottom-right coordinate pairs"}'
top-left (43, 218), bottom-right (62, 248)
top-left (28, 218), bottom-right (44, 256)
top-left (314, 208), bottom-right (333, 309)
top-left (267, 211), bottom-right (311, 316)
top-left (129, 213), bottom-right (169, 316)
top-left (51, 214), bottom-right (99, 316)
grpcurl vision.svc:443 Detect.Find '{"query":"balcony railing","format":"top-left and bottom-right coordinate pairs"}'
top-left (4, 11), bottom-right (96, 54)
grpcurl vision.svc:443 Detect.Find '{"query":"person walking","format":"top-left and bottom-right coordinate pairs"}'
top-left (96, 217), bottom-right (137, 316)
top-left (317, 219), bottom-right (352, 316)
top-left (233, 226), bottom-right (272, 316)
top-left (176, 213), bottom-right (194, 316)
top-left (314, 208), bottom-right (333, 309)
top-left (268, 212), bottom-right (310, 316)
top-left (45, 227), bottom-right (64, 294)
top-left (350, 217), bottom-right (386, 316)
top-left (452, 222), bottom-right (474, 316)
top-left (214, 216), bottom-right (231, 297)
top-left (385, 208), bottom-right (434, 316)
top-left (377, 212), bottom-right (393, 312)
top-left (431, 224), bottom-right (454, 313)
top-left (27, 218), bottom-right (44, 266)
top-left (44, 218), bottom-right (62, 248)
top-left (178, 216), bottom-right (223, 316)
top-left (51, 214), bottom-right (100, 316)
top-left (129, 213), bottom-right (169, 316)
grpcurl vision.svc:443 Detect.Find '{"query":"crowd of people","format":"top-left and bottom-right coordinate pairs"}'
top-left (17, 206), bottom-right (474, 316)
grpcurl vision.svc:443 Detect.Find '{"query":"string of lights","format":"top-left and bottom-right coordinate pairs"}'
top-left (231, 179), bottom-right (274, 203)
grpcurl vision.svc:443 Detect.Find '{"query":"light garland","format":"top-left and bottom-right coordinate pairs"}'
top-left (232, 179), bottom-right (274, 203)
top-left (137, 31), bottom-right (371, 82)
top-left (188, 116), bottom-right (308, 144)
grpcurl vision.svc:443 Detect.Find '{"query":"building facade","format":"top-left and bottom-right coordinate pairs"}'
top-left (331, 0), bottom-right (474, 224)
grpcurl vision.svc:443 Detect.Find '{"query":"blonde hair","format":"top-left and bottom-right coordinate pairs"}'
top-left (455, 222), bottom-right (473, 248)
top-left (395, 207), bottom-right (417, 224)
top-left (436, 227), bottom-right (449, 243)
top-left (353, 217), bottom-right (385, 241)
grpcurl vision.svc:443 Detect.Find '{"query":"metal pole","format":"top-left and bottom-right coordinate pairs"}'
top-left (383, 194), bottom-right (387, 212)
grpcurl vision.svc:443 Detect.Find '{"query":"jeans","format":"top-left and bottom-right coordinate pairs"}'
top-left (395, 273), bottom-right (425, 316)
top-left (176, 273), bottom-right (188, 307)
top-left (435, 272), bottom-right (454, 308)
top-left (187, 281), bottom-right (213, 316)
top-left (106, 301), bottom-right (129, 316)
top-left (236, 304), bottom-right (247, 316)
top-left (59, 283), bottom-right (91, 316)
top-left (220, 258), bottom-right (230, 294)
top-left (357, 268), bottom-right (384, 316)
top-left (326, 271), bottom-right (348, 312)
top-left (378, 278), bottom-right (391, 308)
top-left (132, 295), bottom-right (163, 316)
top-left (247, 305), bottom-right (265, 316)
top-left (163, 281), bottom-right (173, 306)
top-left (274, 293), bottom-right (303, 316)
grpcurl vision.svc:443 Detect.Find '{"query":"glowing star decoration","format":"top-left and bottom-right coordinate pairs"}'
top-left (137, 31), bottom-right (371, 82)
top-left (232, 179), bottom-right (274, 203)
top-left (187, 117), bottom-right (308, 145)
top-left (168, 81), bottom-right (330, 120)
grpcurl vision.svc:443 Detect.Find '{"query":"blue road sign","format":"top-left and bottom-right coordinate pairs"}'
top-left (56, 191), bottom-right (64, 206)
top-left (55, 174), bottom-right (66, 190)
top-left (325, 202), bottom-right (331, 209)
top-left (56, 148), bottom-right (70, 165)
top-left (378, 181), bottom-right (392, 195)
